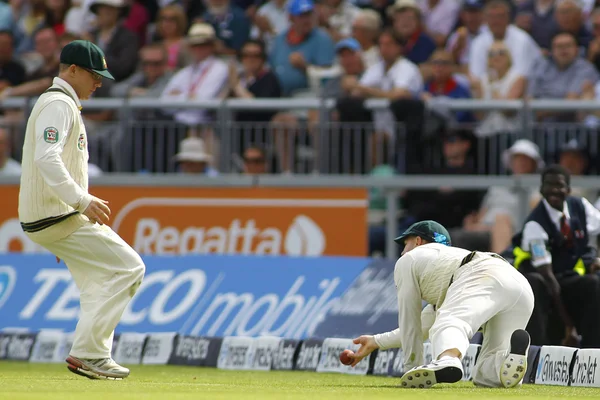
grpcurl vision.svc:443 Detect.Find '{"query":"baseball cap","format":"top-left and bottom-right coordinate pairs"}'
top-left (288, 0), bottom-right (314, 16)
top-left (463, 0), bottom-right (484, 10)
top-left (60, 40), bottom-right (114, 80)
top-left (335, 38), bottom-right (361, 52)
top-left (394, 220), bottom-right (452, 246)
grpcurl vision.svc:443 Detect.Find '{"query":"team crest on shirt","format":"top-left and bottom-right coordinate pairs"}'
top-left (43, 127), bottom-right (59, 144)
top-left (574, 229), bottom-right (585, 239)
top-left (78, 133), bottom-right (86, 151)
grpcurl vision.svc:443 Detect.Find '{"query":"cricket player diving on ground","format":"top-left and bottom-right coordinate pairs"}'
top-left (347, 221), bottom-right (534, 388)
top-left (18, 40), bottom-right (145, 380)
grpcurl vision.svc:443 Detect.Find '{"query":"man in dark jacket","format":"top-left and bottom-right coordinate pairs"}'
top-left (88, 0), bottom-right (140, 82)
top-left (509, 164), bottom-right (600, 347)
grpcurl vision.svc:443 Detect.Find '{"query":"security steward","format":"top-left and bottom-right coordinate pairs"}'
top-left (507, 164), bottom-right (600, 348)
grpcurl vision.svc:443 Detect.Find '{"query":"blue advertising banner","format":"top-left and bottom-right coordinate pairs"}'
top-left (312, 259), bottom-right (399, 339)
top-left (0, 255), bottom-right (369, 339)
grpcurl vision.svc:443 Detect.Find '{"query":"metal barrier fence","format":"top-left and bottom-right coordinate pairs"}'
top-left (2, 97), bottom-right (600, 174)
top-left (2, 173), bottom-right (600, 260)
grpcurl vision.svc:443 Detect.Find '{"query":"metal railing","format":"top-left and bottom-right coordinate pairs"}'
top-left (2, 97), bottom-right (600, 174)
top-left (2, 173), bottom-right (600, 259)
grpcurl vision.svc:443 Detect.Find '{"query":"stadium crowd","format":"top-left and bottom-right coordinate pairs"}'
top-left (0, 0), bottom-right (599, 175)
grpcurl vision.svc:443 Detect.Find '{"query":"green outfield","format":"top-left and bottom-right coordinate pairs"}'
top-left (0, 361), bottom-right (599, 400)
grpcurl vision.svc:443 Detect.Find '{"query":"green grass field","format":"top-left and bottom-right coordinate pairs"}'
top-left (1, 361), bottom-right (599, 400)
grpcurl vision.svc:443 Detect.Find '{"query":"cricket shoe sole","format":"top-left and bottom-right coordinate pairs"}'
top-left (400, 358), bottom-right (464, 388)
top-left (500, 329), bottom-right (530, 388)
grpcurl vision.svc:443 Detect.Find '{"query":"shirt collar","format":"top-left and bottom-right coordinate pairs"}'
top-left (542, 198), bottom-right (570, 225)
top-left (52, 77), bottom-right (82, 110)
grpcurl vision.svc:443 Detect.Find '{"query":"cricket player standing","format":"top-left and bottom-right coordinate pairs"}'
top-left (348, 221), bottom-right (534, 388)
top-left (18, 40), bottom-right (145, 380)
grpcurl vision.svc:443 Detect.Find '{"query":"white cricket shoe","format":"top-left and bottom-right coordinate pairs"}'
top-left (499, 329), bottom-right (530, 388)
top-left (400, 356), bottom-right (464, 388)
top-left (66, 355), bottom-right (130, 380)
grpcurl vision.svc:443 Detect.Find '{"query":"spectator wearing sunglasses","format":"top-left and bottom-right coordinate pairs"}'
top-left (153, 4), bottom-right (190, 71)
top-left (111, 44), bottom-right (173, 109)
top-left (422, 49), bottom-right (474, 123)
top-left (229, 39), bottom-right (282, 123)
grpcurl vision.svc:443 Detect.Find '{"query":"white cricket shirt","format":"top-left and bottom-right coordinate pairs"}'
top-left (18, 77), bottom-right (92, 243)
top-left (373, 243), bottom-right (473, 372)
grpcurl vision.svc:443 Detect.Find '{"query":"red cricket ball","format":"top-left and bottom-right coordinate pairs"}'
top-left (339, 349), bottom-right (354, 365)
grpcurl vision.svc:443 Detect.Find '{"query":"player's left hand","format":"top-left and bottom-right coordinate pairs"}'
top-left (349, 335), bottom-right (379, 367)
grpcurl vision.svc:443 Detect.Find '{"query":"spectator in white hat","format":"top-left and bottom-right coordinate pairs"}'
top-left (174, 137), bottom-right (218, 176)
top-left (161, 23), bottom-right (229, 127)
top-left (463, 139), bottom-right (544, 253)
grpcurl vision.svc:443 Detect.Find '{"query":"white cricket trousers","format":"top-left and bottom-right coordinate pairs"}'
top-left (37, 223), bottom-right (145, 359)
top-left (428, 254), bottom-right (534, 388)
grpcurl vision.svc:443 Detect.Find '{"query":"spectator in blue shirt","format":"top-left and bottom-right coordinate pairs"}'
top-left (422, 49), bottom-right (474, 123)
top-left (269, 0), bottom-right (335, 96)
top-left (203, 0), bottom-right (252, 54)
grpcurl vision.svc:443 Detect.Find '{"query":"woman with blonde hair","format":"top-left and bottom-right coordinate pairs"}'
top-left (154, 4), bottom-right (189, 70)
top-left (471, 41), bottom-right (526, 137)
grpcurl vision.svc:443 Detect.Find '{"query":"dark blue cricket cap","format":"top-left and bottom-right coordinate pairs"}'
top-left (394, 220), bottom-right (452, 246)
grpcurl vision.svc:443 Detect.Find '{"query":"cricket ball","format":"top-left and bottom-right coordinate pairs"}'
top-left (339, 349), bottom-right (354, 365)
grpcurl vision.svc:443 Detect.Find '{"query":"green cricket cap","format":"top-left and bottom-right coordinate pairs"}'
top-left (394, 220), bottom-right (452, 246)
top-left (60, 40), bottom-right (115, 80)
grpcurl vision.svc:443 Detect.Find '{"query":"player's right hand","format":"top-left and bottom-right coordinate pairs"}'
top-left (83, 196), bottom-right (111, 225)
top-left (349, 335), bottom-right (379, 367)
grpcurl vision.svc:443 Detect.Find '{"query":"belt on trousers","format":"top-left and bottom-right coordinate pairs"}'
top-left (448, 251), bottom-right (508, 287)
